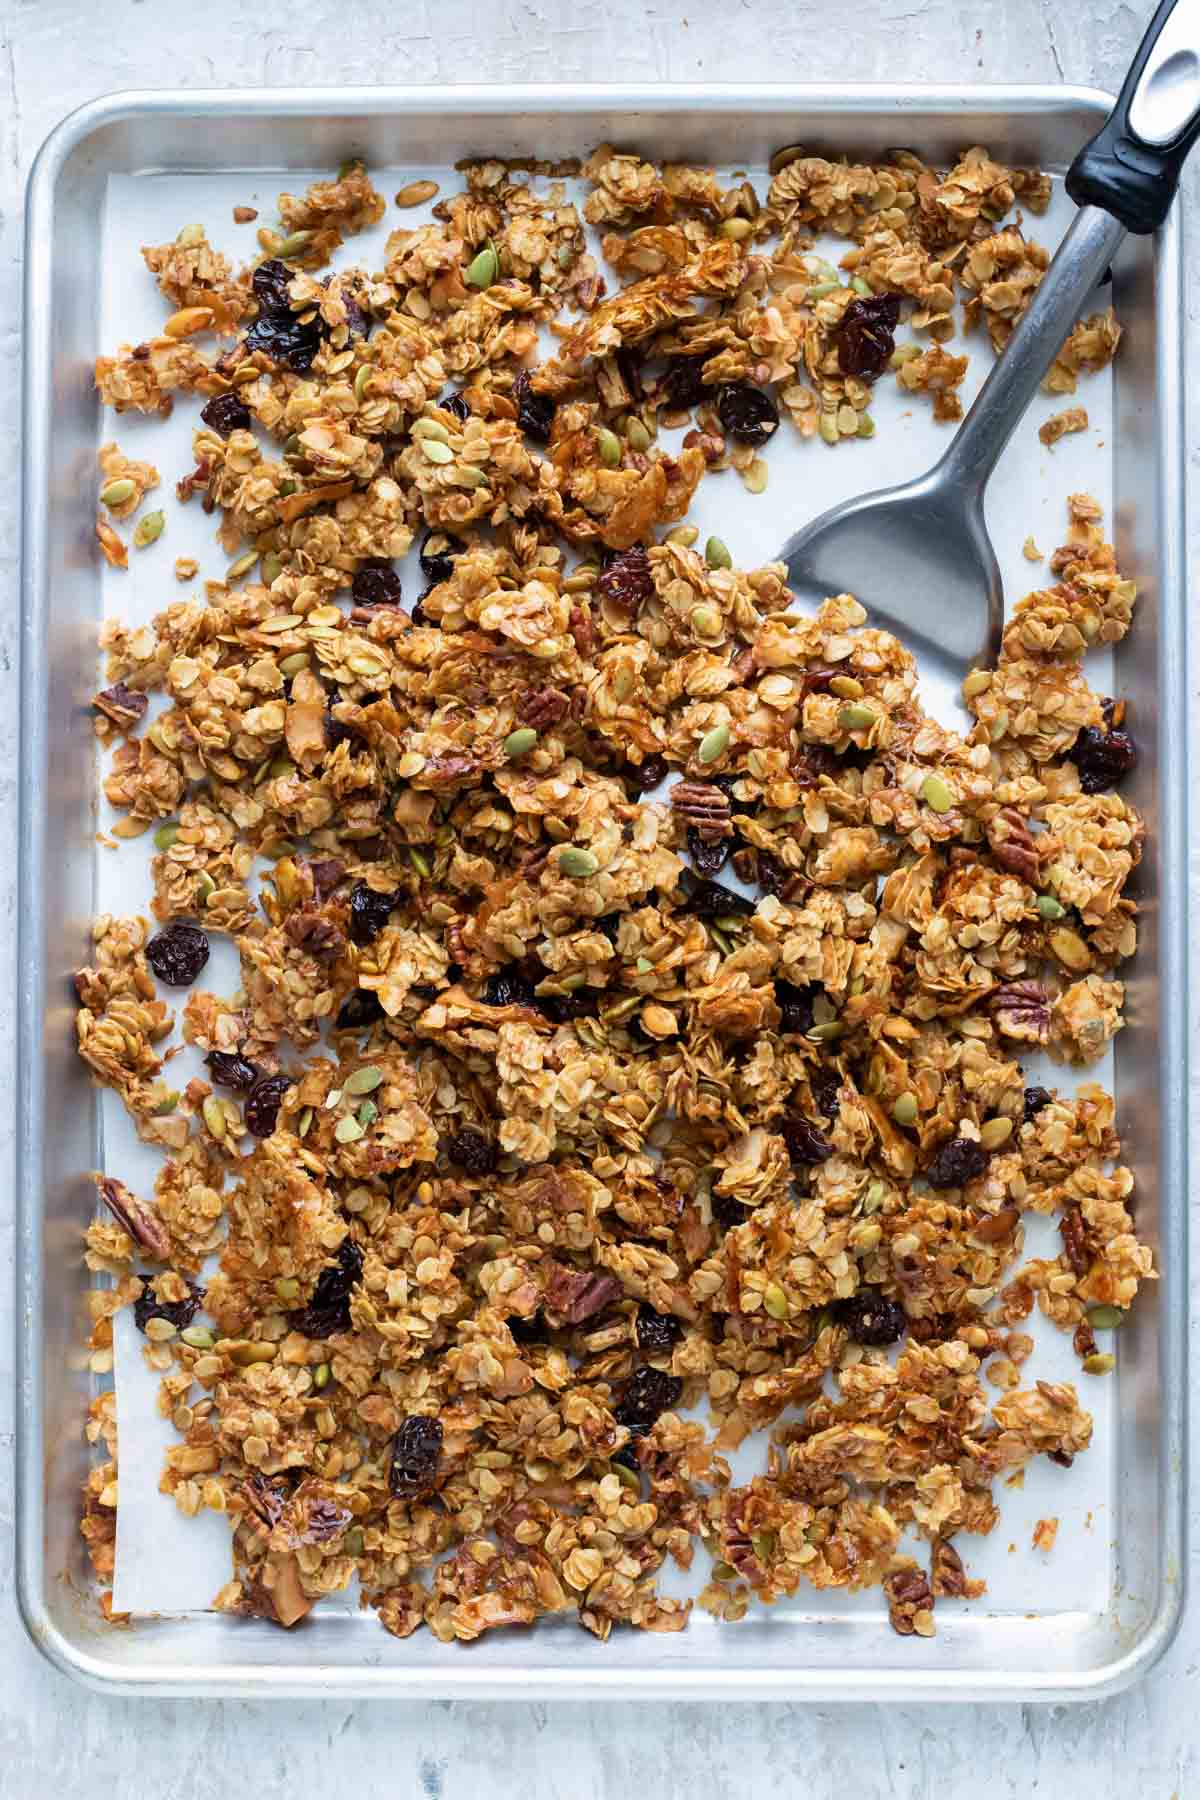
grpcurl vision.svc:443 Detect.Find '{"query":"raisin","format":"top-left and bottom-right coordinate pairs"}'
top-left (244, 1072), bottom-right (291, 1138)
top-left (348, 881), bottom-right (398, 945)
top-left (252, 258), bottom-right (292, 315)
top-left (615, 1365), bottom-right (682, 1435)
top-left (133, 1279), bottom-right (204, 1336)
top-left (418, 528), bottom-right (463, 586)
top-left (755, 849), bottom-right (789, 897)
top-left (200, 392), bottom-right (252, 437)
top-left (686, 825), bottom-right (731, 877)
top-left (336, 988), bottom-right (385, 1030)
top-left (289, 1240), bottom-right (363, 1339)
top-left (774, 979), bottom-right (818, 1036)
top-left (597, 543), bottom-right (654, 607)
top-left (677, 873), bottom-right (755, 919)
top-left (635, 1304), bottom-right (681, 1355)
top-left (410, 593), bottom-right (432, 626)
top-left (809, 1065), bottom-right (842, 1120)
top-left (712, 1189), bottom-right (750, 1229)
top-left (835, 292), bottom-right (902, 381)
top-left (389, 1414), bottom-right (444, 1498)
top-left (442, 391), bottom-right (471, 422)
top-left (243, 309), bottom-right (322, 373)
top-left (1024, 1085), bottom-right (1053, 1122)
top-left (626, 754), bottom-right (669, 794)
top-left (782, 1116), bottom-right (834, 1165)
top-left (834, 1289), bottom-right (907, 1346)
top-left (925, 1136), bottom-right (990, 1189)
top-left (1068, 724), bottom-right (1137, 794)
top-left (351, 559), bottom-right (403, 608)
top-left (205, 1051), bottom-right (260, 1092)
top-left (659, 356), bottom-right (707, 410)
top-left (538, 989), bottom-right (599, 1024)
top-left (507, 1311), bottom-right (546, 1345)
top-left (611, 1443), bottom-right (642, 1476)
top-left (482, 967), bottom-right (537, 1008)
top-left (715, 382), bottom-right (779, 446)
top-left (447, 1127), bottom-right (496, 1175)
top-left (513, 368), bottom-right (555, 443)
top-left (146, 922), bottom-right (210, 987)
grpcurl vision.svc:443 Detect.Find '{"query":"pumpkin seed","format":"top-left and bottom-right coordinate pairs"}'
top-left (1050, 926), bottom-right (1092, 972)
top-left (1037, 895), bottom-right (1066, 919)
top-left (720, 216), bottom-right (754, 241)
top-left (1082, 1352), bottom-right (1116, 1376)
top-left (133, 510), bottom-right (165, 548)
top-left (354, 364), bottom-right (373, 403)
top-left (636, 956), bottom-right (653, 974)
top-left (274, 1277), bottom-right (300, 1302)
top-left (921, 774), bottom-right (954, 813)
top-left (979, 1116), bottom-right (1014, 1150)
top-left (344, 1526), bottom-right (365, 1557)
top-left (99, 478), bottom-right (136, 509)
top-left (313, 1361), bottom-right (332, 1389)
top-left (743, 457), bottom-right (769, 494)
top-left (708, 925), bottom-right (733, 955)
top-left (1086, 1305), bottom-right (1126, 1330)
top-left (226, 550), bottom-right (259, 582)
top-left (856, 413), bottom-right (876, 439)
top-left (278, 230), bottom-right (314, 259)
top-left (261, 551), bottom-right (283, 586)
top-left (409, 846), bottom-right (431, 878)
top-left (698, 724), bottom-right (731, 765)
top-left (829, 675), bottom-right (863, 699)
top-left (614, 1462), bottom-right (641, 1494)
top-left (625, 417), bottom-right (651, 452)
top-left (818, 412), bottom-right (840, 444)
top-left (334, 1115), bottom-right (365, 1144)
top-left (807, 1021), bottom-right (844, 1042)
top-left (705, 535), bottom-right (732, 570)
top-left (395, 178), bottom-right (439, 208)
top-left (666, 525), bottom-right (699, 547)
top-left (891, 1092), bottom-right (918, 1126)
top-left (180, 1326), bottom-right (215, 1350)
top-left (419, 437), bottom-right (454, 465)
top-left (465, 242), bottom-right (498, 288)
top-left (278, 652), bottom-right (310, 677)
top-left (558, 847), bottom-right (598, 878)
top-left (751, 1531), bottom-right (776, 1560)
top-left (202, 1096), bottom-right (227, 1140)
top-left (850, 275), bottom-right (873, 297)
top-left (357, 1100), bottom-right (379, 1126)
top-left (691, 606), bottom-right (722, 639)
top-left (762, 1282), bottom-right (789, 1320)
top-left (838, 703), bottom-right (877, 731)
top-left (153, 823), bottom-right (179, 851)
top-left (769, 143), bottom-right (805, 175)
top-left (504, 727), bottom-right (539, 758)
top-left (344, 1065), bottom-right (384, 1095)
top-left (596, 427), bottom-right (622, 467)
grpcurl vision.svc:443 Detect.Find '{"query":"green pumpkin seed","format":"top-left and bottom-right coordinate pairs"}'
top-left (666, 524), bottom-right (699, 547)
top-left (891, 1092), bottom-right (918, 1126)
top-left (357, 1099), bottom-right (379, 1126)
top-left (850, 275), bottom-right (873, 297)
top-left (614, 1461), bottom-right (641, 1493)
top-left (979, 1116), bottom-right (1014, 1150)
top-left (1083, 1352), bottom-right (1116, 1376)
top-left (313, 1361), bottom-right (332, 1389)
top-left (856, 413), bottom-right (876, 439)
top-left (99, 478), bottom-right (136, 508)
top-left (202, 1096), bottom-right (227, 1140)
top-left (278, 230), bottom-right (314, 259)
top-left (334, 1115), bottom-right (365, 1144)
top-left (133, 509), bottom-right (165, 548)
top-left (344, 1526), bottom-right (365, 1557)
top-left (1086, 1305), bottom-right (1126, 1330)
top-left (762, 1282), bottom-right (789, 1321)
top-left (807, 1020), bottom-right (844, 1042)
top-left (558, 847), bottom-right (598, 878)
top-left (412, 417), bottom-right (451, 444)
top-left (829, 674), bottom-right (863, 699)
top-left (625, 418), bottom-right (651, 452)
top-left (691, 606), bottom-right (722, 639)
top-left (698, 724), bottom-right (730, 763)
top-left (261, 552), bottom-right (283, 586)
top-left (226, 550), bottom-right (259, 582)
top-left (709, 925), bottom-right (733, 955)
top-left (274, 1276), bottom-right (300, 1302)
top-left (465, 242), bottom-right (498, 288)
top-left (153, 823), bottom-right (179, 851)
top-left (354, 364), bottom-right (373, 403)
top-left (409, 846), bottom-right (432, 878)
top-left (705, 536), bottom-right (733, 570)
top-left (1037, 895), bottom-right (1066, 920)
top-left (419, 437), bottom-right (454, 465)
top-left (344, 1065), bottom-right (383, 1095)
top-left (838, 703), bottom-right (877, 731)
top-left (809, 280), bottom-right (842, 301)
top-left (921, 774), bottom-right (954, 813)
top-left (151, 1090), bottom-right (180, 1116)
top-left (278, 651), bottom-right (310, 677)
top-left (751, 1531), bottom-right (777, 1559)
top-left (181, 1325), bottom-right (215, 1349)
top-left (504, 727), bottom-right (539, 758)
top-left (636, 956), bottom-right (653, 974)
top-left (596, 427), bottom-right (622, 467)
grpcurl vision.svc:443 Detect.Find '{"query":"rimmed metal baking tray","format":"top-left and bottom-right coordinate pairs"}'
top-left (17, 83), bottom-right (1187, 1701)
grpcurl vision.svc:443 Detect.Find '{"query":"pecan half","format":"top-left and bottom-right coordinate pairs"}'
top-left (986, 807), bottom-right (1041, 885)
top-left (883, 1566), bottom-right (935, 1637)
top-left (671, 781), bottom-right (732, 836)
top-left (95, 1175), bottom-right (170, 1260)
top-left (521, 686), bottom-right (571, 731)
top-left (1059, 1203), bottom-right (1090, 1276)
top-left (990, 980), bottom-right (1051, 1044)
top-left (93, 682), bottom-right (149, 730)
top-left (930, 1539), bottom-right (967, 1598)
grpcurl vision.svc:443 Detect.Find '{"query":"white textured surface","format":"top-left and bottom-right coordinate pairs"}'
top-left (0, 0), bottom-right (1196, 1791)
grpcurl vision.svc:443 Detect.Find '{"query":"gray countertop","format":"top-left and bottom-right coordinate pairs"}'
top-left (1, 1), bottom-right (1196, 1792)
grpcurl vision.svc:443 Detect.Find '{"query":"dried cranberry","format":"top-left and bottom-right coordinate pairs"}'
top-left (677, 873), bottom-right (755, 919)
top-left (538, 989), bottom-right (599, 1024)
top-left (774, 979), bottom-right (818, 1036)
top-left (508, 1311), bottom-right (546, 1345)
top-left (482, 967), bottom-right (537, 1008)
top-left (513, 368), bottom-right (555, 443)
top-left (835, 1289), bottom-right (907, 1346)
top-left (352, 559), bottom-right (403, 608)
top-left (133, 1279), bottom-right (204, 1335)
top-left (659, 356), bottom-right (707, 410)
top-left (755, 849), bottom-right (790, 897)
top-left (200, 392), bottom-right (252, 437)
top-left (290, 1240), bottom-right (363, 1338)
top-left (447, 1127), bottom-right (496, 1175)
top-left (835, 292), bottom-right (902, 382)
top-left (146, 922), bottom-right (210, 987)
top-left (418, 528), bottom-right (463, 586)
top-left (716, 382), bottom-right (779, 446)
top-left (252, 258), bottom-right (293, 315)
top-left (336, 988), bottom-right (385, 1030)
top-left (1024, 1085), bottom-right (1053, 1122)
top-left (687, 825), bottom-right (731, 878)
top-left (615, 1365), bottom-right (683, 1435)
top-left (205, 1051), bottom-right (260, 1092)
top-left (244, 1072), bottom-right (291, 1139)
top-left (635, 1305), bottom-right (681, 1355)
top-left (389, 1414), bottom-right (444, 1498)
top-left (925, 1136), bottom-right (990, 1189)
top-left (782, 1116), bottom-right (834, 1165)
top-left (809, 1065), bottom-right (842, 1121)
top-left (348, 881), bottom-right (398, 945)
top-left (442, 391), bottom-right (471, 422)
top-left (597, 543), bottom-right (654, 607)
top-left (1069, 724), bottom-right (1137, 794)
top-left (290, 1240), bottom-right (363, 1339)
top-left (626, 754), bottom-right (669, 794)
top-left (243, 309), bottom-right (322, 373)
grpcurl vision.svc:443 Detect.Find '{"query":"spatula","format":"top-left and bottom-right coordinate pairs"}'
top-left (781, 0), bottom-right (1200, 681)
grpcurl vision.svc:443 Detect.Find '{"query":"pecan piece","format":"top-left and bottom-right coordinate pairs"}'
top-left (972, 1205), bottom-right (1019, 1245)
top-left (883, 1566), bottom-right (935, 1638)
top-left (521, 686), bottom-right (570, 730)
top-left (671, 781), bottom-right (732, 836)
top-left (93, 682), bottom-right (149, 730)
top-left (1059, 1203), bottom-right (1090, 1276)
top-left (284, 908), bottom-right (345, 962)
top-left (990, 980), bottom-right (1051, 1044)
top-left (1073, 1318), bottom-right (1098, 1359)
top-left (986, 807), bottom-right (1041, 885)
top-left (543, 1261), bottom-right (622, 1325)
top-left (95, 1175), bottom-right (170, 1260)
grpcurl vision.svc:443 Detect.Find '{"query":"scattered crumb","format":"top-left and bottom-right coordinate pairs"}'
top-left (1032, 1517), bottom-right (1059, 1553)
top-left (1039, 405), bottom-right (1089, 447)
top-left (233, 206), bottom-right (258, 223)
top-left (1022, 535), bottom-right (1043, 561)
top-left (174, 556), bottom-right (199, 581)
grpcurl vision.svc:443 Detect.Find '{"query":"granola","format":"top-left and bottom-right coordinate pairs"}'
top-left (76, 147), bottom-right (1146, 1645)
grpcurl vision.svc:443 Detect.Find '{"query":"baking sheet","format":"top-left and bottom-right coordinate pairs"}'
top-left (97, 159), bottom-right (1119, 1625)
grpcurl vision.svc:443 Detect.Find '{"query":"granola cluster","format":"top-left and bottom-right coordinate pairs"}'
top-left (78, 148), bottom-right (1145, 1645)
